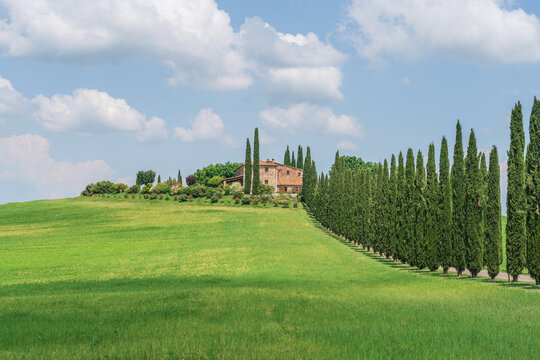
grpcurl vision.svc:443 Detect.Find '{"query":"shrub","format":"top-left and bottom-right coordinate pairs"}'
top-left (81, 189), bottom-right (90, 196)
top-left (230, 182), bottom-right (243, 193)
top-left (259, 184), bottom-right (274, 195)
top-left (207, 176), bottom-right (224, 187)
top-left (282, 202), bottom-right (290, 208)
top-left (224, 185), bottom-right (231, 196)
top-left (293, 202), bottom-right (298, 208)
top-left (124, 194), bottom-right (129, 199)
top-left (190, 184), bottom-right (207, 198)
top-left (159, 194), bottom-right (163, 200)
top-left (141, 183), bottom-right (152, 194)
top-left (241, 197), bottom-right (251, 205)
top-left (205, 187), bottom-right (216, 198)
top-left (210, 195), bottom-right (219, 203)
top-left (261, 194), bottom-right (272, 204)
top-left (174, 196), bottom-right (178, 201)
top-left (169, 184), bottom-right (182, 196)
top-left (185, 174), bottom-right (196, 186)
top-left (165, 196), bottom-right (170, 201)
top-left (152, 183), bottom-right (170, 195)
top-left (112, 183), bottom-right (128, 193)
top-left (273, 202), bottom-right (278, 207)
top-left (235, 198), bottom-right (240, 204)
top-left (150, 193), bottom-right (158, 200)
top-left (129, 185), bottom-right (140, 194)
top-left (179, 194), bottom-right (188, 202)
top-left (215, 190), bottom-right (224, 199)
top-left (252, 196), bottom-right (260, 205)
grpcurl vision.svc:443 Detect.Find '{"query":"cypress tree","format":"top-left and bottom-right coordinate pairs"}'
top-left (297, 146), bottom-right (304, 169)
top-left (414, 150), bottom-right (427, 270)
top-left (177, 169), bottom-right (182, 186)
top-left (526, 97), bottom-right (540, 284)
top-left (158, 175), bottom-right (161, 184)
top-left (451, 121), bottom-right (466, 276)
top-left (381, 160), bottom-right (390, 257)
top-left (397, 151), bottom-right (406, 262)
top-left (252, 128), bottom-right (260, 195)
top-left (284, 146), bottom-right (291, 165)
top-left (486, 146), bottom-right (502, 279)
top-left (506, 102), bottom-right (526, 282)
top-left (291, 151), bottom-right (296, 168)
top-left (244, 138), bottom-right (252, 194)
top-left (425, 143), bottom-right (439, 271)
top-left (303, 147), bottom-right (312, 204)
top-left (464, 129), bottom-right (483, 277)
top-left (364, 170), bottom-right (373, 251)
top-left (389, 154), bottom-right (398, 261)
top-left (480, 152), bottom-right (488, 266)
top-left (404, 148), bottom-right (416, 265)
top-left (439, 137), bottom-right (453, 274)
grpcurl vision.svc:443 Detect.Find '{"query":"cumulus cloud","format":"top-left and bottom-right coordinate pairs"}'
top-left (346, 0), bottom-right (540, 64)
top-left (0, 134), bottom-right (114, 198)
top-left (260, 103), bottom-right (367, 138)
top-left (0, 75), bottom-right (32, 121)
top-left (0, 0), bottom-right (250, 90)
top-left (337, 140), bottom-right (358, 152)
top-left (173, 108), bottom-right (237, 147)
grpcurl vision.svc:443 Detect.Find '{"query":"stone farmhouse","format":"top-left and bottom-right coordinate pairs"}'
top-left (222, 159), bottom-right (303, 193)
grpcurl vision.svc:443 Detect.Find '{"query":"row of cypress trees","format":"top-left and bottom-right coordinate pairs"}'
top-left (303, 112), bottom-right (535, 281)
top-left (283, 145), bottom-right (304, 168)
top-left (244, 128), bottom-right (260, 194)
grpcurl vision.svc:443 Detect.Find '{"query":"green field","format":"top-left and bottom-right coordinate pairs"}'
top-left (1, 198), bottom-right (539, 359)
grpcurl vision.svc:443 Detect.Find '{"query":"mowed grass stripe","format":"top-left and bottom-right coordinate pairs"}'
top-left (0, 197), bottom-right (539, 359)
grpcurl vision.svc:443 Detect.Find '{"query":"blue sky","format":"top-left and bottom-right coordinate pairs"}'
top-left (0, 0), bottom-right (539, 204)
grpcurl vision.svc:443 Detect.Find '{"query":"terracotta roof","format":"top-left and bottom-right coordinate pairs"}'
top-left (222, 175), bottom-right (243, 182)
top-left (237, 161), bottom-right (303, 170)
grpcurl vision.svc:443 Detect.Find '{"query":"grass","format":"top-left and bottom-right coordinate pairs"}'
top-left (0, 197), bottom-right (539, 359)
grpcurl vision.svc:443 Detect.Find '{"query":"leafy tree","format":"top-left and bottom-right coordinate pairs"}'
top-left (252, 128), bottom-right (260, 195)
top-left (451, 121), bottom-right (466, 276)
top-left (129, 185), bottom-right (140, 194)
top-left (152, 183), bottom-right (170, 194)
top-left (207, 176), bottom-right (224, 187)
top-left (526, 97), bottom-right (540, 284)
top-left (485, 146), bottom-right (502, 279)
top-left (414, 150), bottom-right (427, 270)
top-left (439, 137), bottom-right (453, 273)
top-left (297, 146), bottom-right (304, 169)
top-left (506, 102), bottom-right (527, 282)
top-left (332, 156), bottom-right (377, 174)
top-left (194, 162), bottom-right (242, 186)
top-left (185, 175), bottom-right (196, 186)
top-left (425, 143), bottom-right (439, 271)
top-left (284, 146), bottom-right (291, 165)
top-left (244, 138), bottom-right (252, 194)
top-left (464, 129), bottom-right (483, 277)
top-left (136, 170), bottom-right (156, 186)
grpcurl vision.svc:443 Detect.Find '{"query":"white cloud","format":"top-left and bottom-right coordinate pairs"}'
top-left (346, 0), bottom-right (540, 64)
top-left (0, 134), bottom-right (114, 198)
top-left (260, 103), bottom-right (367, 138)
top-left (173, 108), bottom-right (237, 146)
top-left (31, 88), bottom-right (168, 142)
top-left (337, 140), bottom-right (358, 152)
top-left (0, 0), bottom-right (250, 90)
top-left (0, 75), bottom-right (32, 121)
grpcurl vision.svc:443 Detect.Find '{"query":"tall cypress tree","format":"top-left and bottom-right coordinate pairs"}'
top-left (439, 137), bottom-right (453, 274)
top-left (404, 148), bottom-right (416, 265)
top-left (425, 143), bottom-right (439, 271)
top-left (284, 146), bottom-right (291, 165)
top-left (526, 97), bottom-right (540, 285)
top-left (397, 151), bottom-right (406, 262)
top-left (414, 150), bottom-right (427, 270)
top-left (381, 160), bottom-right (391, 257)
top-left (177, 169), bottom-right (182, 186)
top-left (506, 102), bottom-right (526, 282)
top-left (252, 128), bottom-right (260, 195)
top-left (480, 152), bottom-right (488, 266)
top-left (486, 146), bottom-right (502, 279)
top-left (303, 147), bottom-right (312, 204)
top-left (297, 146), bottom-right (304, 169)
top-left (158, 175), bottom-right (161, 184)
top-left (464, 129), bottom-right (483, 277)
top-left (451, 121), bottom-right (466, 276)
top-left (244, 138), bottom-right (252, 194)
top-left (389, 154), bottom-right (398, 261)
top-left (291, 151), bottom-right (296, 168)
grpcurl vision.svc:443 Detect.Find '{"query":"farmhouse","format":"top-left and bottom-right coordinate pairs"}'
top-left (223, 159), bottom-right (303, 193)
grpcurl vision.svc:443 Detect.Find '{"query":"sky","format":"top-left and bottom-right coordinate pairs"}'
top-left (0, 0), bottom-right (539, 204)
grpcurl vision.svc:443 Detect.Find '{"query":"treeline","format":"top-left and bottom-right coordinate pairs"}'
top-left (303, 99), bottom-right (539, 284)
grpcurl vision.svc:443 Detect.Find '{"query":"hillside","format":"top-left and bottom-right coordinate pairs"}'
top-left (1, 198), bottom-right (539, 359)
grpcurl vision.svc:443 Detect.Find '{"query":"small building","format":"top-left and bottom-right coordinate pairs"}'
top-left (223, 159), bottom-right (303, 193)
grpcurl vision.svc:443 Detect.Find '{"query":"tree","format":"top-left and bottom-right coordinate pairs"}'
top-left (425, 143), bottom-right (439, 271)
top-left (284, 146), bottom-right (291, 165)
top-left (439, 137), bottom-right (453, 274)
top-left (414, 150), bottom-right (427, 270)
top-left (177, 169), bottom-right (182, 186)
top-left (480, 152), bottom-right (488, 266)
top-left (291, 151), bottom-right (296, 168)
top-left (333, 156), bottom-right (377, 174)
top-left (485, 146), bottom-right (502, 279)
top-left (244, 138), bottom-right (252, 194)
top-left (136, 170), bottom-right (156, 186)
top-left (157, 175), bottom-right (161, 184)
top-left (464, 129), bottom-right (483, 277)
top-left (397, 151), bottom-right (406, 262)
top-left (185, 175), bottom-right (196, 186)
top-left (389, 154), bottom-right (398, 261)
top-left (194, 162), bottom-right (242, 185)
top-left (252, 128), bottom-right (260, 195)
top-left (207, 176), bottom-right (224, 187)
top-left (297, 146), bottom-right (304, 169)
top-left (526, 97), bottom-right (540, 284)
top-left (451, 121), bottom-right (466, 276)
top-left (404, 148), bottom-right (416, 265)
top-left (506, 102), bottom-right (527, 282)
top-left (303, 147), bottom-right (314, 204)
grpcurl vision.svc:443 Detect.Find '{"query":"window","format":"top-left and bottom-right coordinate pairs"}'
top-left (286, 170), bottom-right (290, 175)
top-left (284, 186), bottom-right (288, 191)
top-left (265, 167), bottom-right (268, 172)
top-left (265, 180), bottom-right (268, 184)
top-left (295, 187), bottom-right (298, 191)
top-left (298, 172), bottom-right (300, 176)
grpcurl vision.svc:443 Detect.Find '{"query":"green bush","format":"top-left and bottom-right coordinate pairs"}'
top-left (207, 176), bottom-right (224, 187)
top-left (215, 190), bottom-right (224, 199)
top-left (261, 194), bottom-right (272, 204)
top-left (259, 184), bottom-right (274, 195)
top-left (150, 193), bottom-right (158, 200)
top-left (241, 197), bottom-right (251, 205)
top-left (112, 183), bottom-right (128, 193)
top-left (129, 185), bottom-right (140, 194)
top-left (165, 196), bottom-right (170, 201)
top-left (293, 202), bottom-right (298, 208)
top-left (179, 194), bottom-right (188, 202)
top-left (252, 196), bottom-right (260, 205)
top-left (152, 183), bottom-right (170, 195)
top-left (224, 185), bottom-right (231, 196)
top-left (210, 195), bottom-right (219, 203)
top-left (169, 184), bottom-right (182, 196)
top-left (205, 187), bottom-right (216, 198)
top-left (141, 183), bottom-right (152, 194)
top-left (143, 194), bottom-right (150, 199)
top-left (189, 184), bottom-right (207, 198)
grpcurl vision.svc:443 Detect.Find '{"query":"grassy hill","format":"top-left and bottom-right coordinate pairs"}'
top-left (1, 198), bottom-right (539, 359)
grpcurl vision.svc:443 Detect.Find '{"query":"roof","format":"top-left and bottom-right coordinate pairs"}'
top-left (277, 178), bottom-right (303, 186)
top-left (222, 175), bottom-right (243, 182)
top-left (237, 160), bottom-right (303, 171)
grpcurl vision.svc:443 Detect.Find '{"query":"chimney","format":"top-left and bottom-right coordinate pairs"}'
top-left (266, 158), bottom-right (270, 162)
top-left (272, 158), bottom-right (274, 163)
